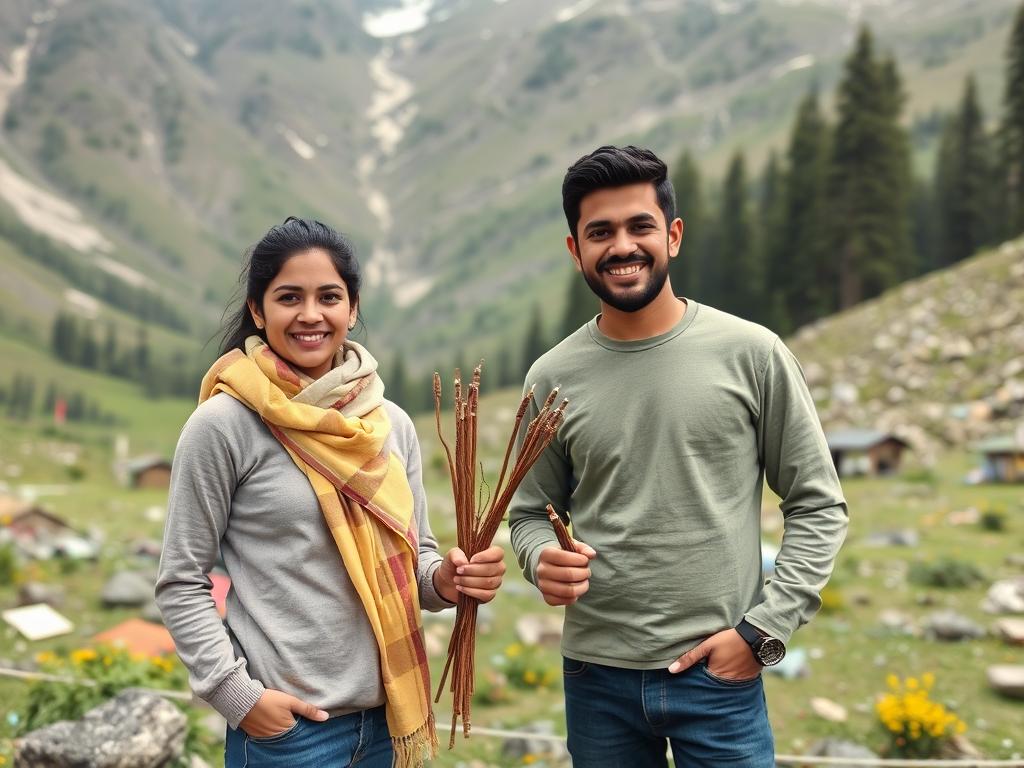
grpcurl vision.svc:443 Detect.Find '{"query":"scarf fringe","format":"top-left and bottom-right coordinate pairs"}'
top-left (391, 711), bottom-right (438, 768)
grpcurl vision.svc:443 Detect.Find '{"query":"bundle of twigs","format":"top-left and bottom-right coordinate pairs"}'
top-left (432, 363), bottom-right (568, 747)
top-left (545, 504), bottom-right (575, 552)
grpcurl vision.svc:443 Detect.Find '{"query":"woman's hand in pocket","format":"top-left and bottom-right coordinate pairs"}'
top-left (240, 689), bottom-right (328, 738)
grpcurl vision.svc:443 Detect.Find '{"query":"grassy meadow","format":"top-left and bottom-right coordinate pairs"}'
top-left (0, 381), bottom-right (1022, 765)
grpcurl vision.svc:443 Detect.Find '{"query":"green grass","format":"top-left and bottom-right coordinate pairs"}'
top-left (3, 384), bottom-right (1022, 764)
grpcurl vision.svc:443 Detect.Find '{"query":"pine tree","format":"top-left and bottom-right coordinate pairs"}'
top-left (102, 321), bottom-right (118, 374)
top-left (521, 303), bottom-right (547, 378)
top-left (781, 89), bottom-right (833, 327)
top-left (670, 149), bottom-right (704, 297)
top-left (561, 270), bottom-right (596, 338)
top-left (997, 2), bottom-right (1024, 238)
top-left (715, 151), bottom-right (761, 320)
top-left (827, 27), bottom-right (913, 308)
top-left (935, 75), bottom-right (992, 266)
top-left (80, 322), bottom-right (99, 370)
top-left (758, 151), bottom-right (788, 333)
top-left (135, 326), bottom-right (150, 376)
top-left (42, 381), bottom-right (58, 416)
top-left (388, 352), bottom-right (409, 412)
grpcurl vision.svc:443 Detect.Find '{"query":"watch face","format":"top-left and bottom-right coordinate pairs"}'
top-left (757, 638), bottom-right (786, 666)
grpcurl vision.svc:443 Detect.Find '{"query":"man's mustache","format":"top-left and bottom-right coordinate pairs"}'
top-left (597, 251), bottom-right (653, 273)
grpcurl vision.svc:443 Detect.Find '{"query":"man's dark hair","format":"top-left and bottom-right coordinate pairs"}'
top-left (562, 145), bottom-right (676, 241)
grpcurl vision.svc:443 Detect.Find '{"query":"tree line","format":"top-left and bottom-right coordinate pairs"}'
top-left (49, 312), bottom-right (209, 399)
top-left (561, 14), bottom-right (1024, 336)
top-left (1, 372), bottom-right (118, 425)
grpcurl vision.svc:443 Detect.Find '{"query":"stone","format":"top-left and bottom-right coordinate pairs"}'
top-left (764, 647), bottom-right (809, 680)
top-left (515, 614), bottom-right (563, 646)
top-left (996, 617), bottom-right (1024, 645)
top-left (924, 611), bottom-right (986, 641)
top-left (130, 539), bottom-right (163, 560)
top-left (500, 719), bottom-right (569, 765)
top-left (142, 599), bottom-right (163, 624)
top-left (13, 689), bottom-right (187, 767)
top-left (101, 571), bottom-right (154, 608)
top-left (17, 581), bottom-right (65, 608)
top-left (982, 577), bottom-right (1024, 614)
top-left (864, 529), bottom-right (919, 548)
top-left (806, 737), bottom-right (877, 765)
top-left (1006, 553), bottom-right (1024, 569)
top-left (878, 609), bottom-right (915, 634)
top-left (988, 665), bottom-right (1024, 699)
top-left (810, 697), bottom-right (847, 723)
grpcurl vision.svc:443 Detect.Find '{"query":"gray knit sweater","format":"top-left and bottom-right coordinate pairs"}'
top-left (155, 393), bottom-right (451, 729)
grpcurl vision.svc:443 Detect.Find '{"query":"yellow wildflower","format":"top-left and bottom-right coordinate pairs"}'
top-left (505, 644), bottom-right (523, 658)
top-left (70, 648), bottom-right (97, 665)
top-left (523, 670), bottom-right (538, 685)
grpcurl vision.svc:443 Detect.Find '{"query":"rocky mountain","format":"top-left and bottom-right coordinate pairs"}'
top-left (0, 0), bottom-right (1019, 371)
top-left (789, 236), bottom-right (1024, 461)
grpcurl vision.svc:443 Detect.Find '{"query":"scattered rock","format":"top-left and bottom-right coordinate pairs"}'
top-left (982, 577), bottom-right (1024, 614)
top-left (101, 571), bottom-right (154, 608)
top-left (924, 611), bottom-right (986, 641)
top-left (141, 599), bottom-right (163, 624)
top-left (764, 648), bottom-right (809, 680)
top-left (17, 582), bottom-right (65, 608)
top-left (865, 529), bottom-right (919, 548)
top-left (988, 665), bottom-right (1024, 700)
top-left (1006, 553), bottom-right (1024, 569)
top-left (996, 617), bottom-right (1024, 645)
top-left (810, 697), bottom-right (847, 723)
top-left (806, 737), bottom-right (877, 765)
top-left (500, 720), bottom-right (569, 765)
top-left (13, 689), bottom-right (187, 767)
top-left (515, 614), bottom-right (563, 646)
top-left (878, 609), bottom-right (915, 634)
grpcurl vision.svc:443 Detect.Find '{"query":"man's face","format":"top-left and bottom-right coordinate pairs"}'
top-left (567, 183), bottom-right (682, 313)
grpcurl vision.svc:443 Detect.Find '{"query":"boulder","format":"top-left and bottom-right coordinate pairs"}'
top-left (982, 577), bottom-right (1024, 614)
top-left (987, 665), bottom-right (1024, 700)
top-left (13, 689), bottom-right (187, 767)
top-left (924, 611), bottom-right (986, 641)
top-left (806, 738), bottom-right (877, 766)
top-left (500, 719), bottom-right (569, 765)
top-left (996, 617), bottom-right (1024, 646)
top-left (515, 614), bottom-right (563, 646)
top-left (810, 697), bottom-right (847, 723)
top-left (17, 581), bottom-right (65, 608)
top-left (101, 571), bottom-right (154, 608)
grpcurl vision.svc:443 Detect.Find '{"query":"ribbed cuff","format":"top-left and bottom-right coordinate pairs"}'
top-left (206, 667), bottom-right (265, 730)
top-left (419, 557), bottom-right (454, 612)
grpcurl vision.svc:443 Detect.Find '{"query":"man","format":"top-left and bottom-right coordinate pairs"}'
top-left (508, 145), bottom-right (848, 767)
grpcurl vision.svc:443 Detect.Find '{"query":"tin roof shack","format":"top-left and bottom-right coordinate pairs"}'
top-left (125, 456), bottom-right (172, 490)
top-left (826, 429), bottom-right (909, 478)
top-left (0, 497), bottom-right (98, 560)
top-left (974, 436), bottom-right (1024, 483)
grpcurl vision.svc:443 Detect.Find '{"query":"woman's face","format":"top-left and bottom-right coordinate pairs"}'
top-left (247, 248), bottom-right (357, 380)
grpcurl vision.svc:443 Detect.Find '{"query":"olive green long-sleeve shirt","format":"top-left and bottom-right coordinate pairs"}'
top-left (509, 300), bottom-right (848, 668)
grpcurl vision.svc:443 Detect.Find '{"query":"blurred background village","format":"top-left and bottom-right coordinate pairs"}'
top-left (1, 0), bottom-right (1024, 765)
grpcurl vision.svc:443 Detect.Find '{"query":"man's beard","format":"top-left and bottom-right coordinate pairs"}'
top-left (583, 249), bottom-right (669, 313)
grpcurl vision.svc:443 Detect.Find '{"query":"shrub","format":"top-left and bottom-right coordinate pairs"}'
top-left (909, 558), bottom-right (984, 589)
top-left (979, 506), bottom-right (1007, 532)
top-left (498, 644), bottom-right (556, 691)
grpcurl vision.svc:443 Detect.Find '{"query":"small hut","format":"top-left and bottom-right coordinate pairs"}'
top-left (826, 429), bottom-right (908, 477)
top-left (125, 456), bottom-right (172, 490)
top-left (974, 436), bottom-right (1024, 483)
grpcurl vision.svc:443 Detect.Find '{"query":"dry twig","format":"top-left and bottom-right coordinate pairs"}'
top-left (433, 363), bottom-right (567, 746)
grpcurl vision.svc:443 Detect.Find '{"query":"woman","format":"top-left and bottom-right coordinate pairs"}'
top-left (156, 218), bottom-right (505, 768)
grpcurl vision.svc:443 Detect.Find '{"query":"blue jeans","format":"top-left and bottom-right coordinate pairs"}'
top-left (563, 657), bottom-right (775, 767)
top-left (225, 706), bottom-right (391, 768)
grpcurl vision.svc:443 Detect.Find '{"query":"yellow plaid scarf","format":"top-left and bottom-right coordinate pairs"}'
top-left (199, 337), bottom-right (436, 767)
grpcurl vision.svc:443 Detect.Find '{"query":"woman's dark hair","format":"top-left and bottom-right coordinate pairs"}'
top-left (220, 217), bottom-right (361, 354)
top-left (562, 145), bottom-right (676, 241)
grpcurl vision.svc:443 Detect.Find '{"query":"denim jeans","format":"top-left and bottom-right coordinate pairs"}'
top-left (225, 706), bottom-right (391, 768)
top-left (563, 657), bottom-right (775, 767)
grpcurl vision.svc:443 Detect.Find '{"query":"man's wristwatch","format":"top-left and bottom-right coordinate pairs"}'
top-left (735, 619), bottom-right (786, 666)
